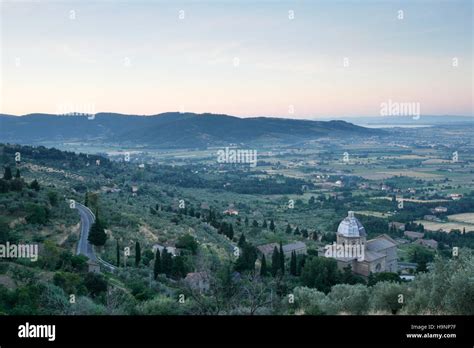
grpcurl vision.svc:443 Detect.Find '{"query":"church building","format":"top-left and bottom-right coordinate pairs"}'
top-left (329, 211), bottom-right (398, 277)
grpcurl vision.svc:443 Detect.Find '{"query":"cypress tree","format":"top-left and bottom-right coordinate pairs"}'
top-left (367, 273), bottom-right (375, 286)
top-left (219, 222), bottom-right (227, 235)
top-left (15, 169), bottom-right (20, 179)
top-left (171, 255), bottom-right (187, 279)
top-left (3, 167), bottom-right (12, 180)
top-left (153, 248), bottom-right (162, 279)
top-left (252, 220), bottom-right (259, 228)
top-left (116, 239), bottom-right (120, 266)
top-left (228, 224), bottom-right (234, 240)
top-left (297, 256), bottom-right (305, 276)
top-left (235, 242), bottom-right (257, 273)
top-left (286, 223), bottom-right (292, 234)
top-left (88, 210), bottom-right (107, 246)
top-left (260, 254), bottom-right (268, 276)
top-left (270, 219), bottom-right (275, 231)
top-left (161, 247), bottom-right (168, 274)
top-left (294, 226), bottom-right (300, 235)
top-left (135, 241), bottom-right (141, 267)
top-left (290, 251), bottom-right (297, 276)
top-left (342, 265), bottom-right (354, 283)
top-left (161, 247), bottom-right (173, 276)
top-left (279, 241), bottom-right (285, 274)
top-left (85, 192), bottom-right (89, 207)
top-left (30, 179), bottom-right (40, 191)
top-left (262, 220), bottom-right (268, 228)
top-left (238, 233), bottom-right (246, 248)
top-left (88, 221), bottom-right (107, 246)
top-left (271, 247), bottom-right (279, 276)
top-left (244, 217), bottom-right (249, 226)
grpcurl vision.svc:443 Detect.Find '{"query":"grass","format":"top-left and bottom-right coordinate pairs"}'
top-left (447, 213), bottom-right (474, 225)
top-left (415, 220), bottom-right (474, 233)
top-left (371, 197), bottom-right (450, 203)
top-left (360, 171), bottom-right (443, 180)
top-left (354, 210), bottom-right (393, 218)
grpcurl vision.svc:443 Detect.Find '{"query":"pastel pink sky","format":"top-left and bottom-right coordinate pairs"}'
top-left (1, 1), bottom-right (472, 118)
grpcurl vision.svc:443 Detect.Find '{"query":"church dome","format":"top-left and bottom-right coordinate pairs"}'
top-left (337, 211), bottom-right (367, 237)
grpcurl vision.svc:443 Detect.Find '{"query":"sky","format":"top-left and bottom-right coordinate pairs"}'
top-left (0, 0), bottom-right (472, 118)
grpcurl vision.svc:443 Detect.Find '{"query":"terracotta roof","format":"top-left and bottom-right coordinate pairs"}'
top-left (257, 243), bottom-right (278, 255)
top-left (415, 239), bottom-right (438, 248)
top-left (367, 234), bottom-right (397, 252)
top-left (363, 250), bottom-right (386, 262)
top-left (184, 272), bottom-right (210, 287)
top-left (282, 242), bottom-right (306, 253)
top-left (404, 231), bottom-right (424, 239)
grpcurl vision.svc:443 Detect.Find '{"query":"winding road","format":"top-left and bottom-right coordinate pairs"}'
top-left (75, 202), bottom-right (97, 261)
top-left (75, 202), bottom-right (116, 271)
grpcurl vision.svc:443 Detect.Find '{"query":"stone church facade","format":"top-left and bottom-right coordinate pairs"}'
top-left (330, 211), bottom-right (398, 277)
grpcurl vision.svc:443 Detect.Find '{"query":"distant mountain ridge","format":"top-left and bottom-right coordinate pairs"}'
top-left (317, 115), bottom-right (474, 126)
top-left (0, 112), bottom-right (382, 148)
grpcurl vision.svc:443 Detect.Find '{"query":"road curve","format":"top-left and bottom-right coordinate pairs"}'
top-left (75, 202), bottom-right (117, 271)
top-left (75, 202), bottom-right (97, 261)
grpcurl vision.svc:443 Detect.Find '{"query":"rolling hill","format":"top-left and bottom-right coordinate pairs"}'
top-left (0, 112), bottom-right (382, 148)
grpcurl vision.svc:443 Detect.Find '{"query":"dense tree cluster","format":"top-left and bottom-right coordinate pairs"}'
top-left (1, 143), bottom-right (473, 317)
top-left (175, 234), bottom-right (198, 255)
top-left (153, 248), bottom-right (190, 280)
top-left (217, 221), bottom-right (234, 240)
top-left (235, 239), bottom-right (258, 272)
top-left (150, 165), bottom-right (309, 195)
top-left (425, 229), bottom-right (474, 249)
top-left (287, 252), bottom-right (474, 315)
top-left (0, 167), bottom-right (27, 193)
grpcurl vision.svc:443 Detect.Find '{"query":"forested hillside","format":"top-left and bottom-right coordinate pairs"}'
top-left (1, 143), bottom-right (473, 315)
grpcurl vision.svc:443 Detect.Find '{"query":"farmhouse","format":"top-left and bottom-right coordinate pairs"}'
top-left (282, 241), bottom-right (307, 257)
top-left (334, 180), bottom-right (343, 187)
top-left (257, 243), bottom-right (278, 258)
top-left (184, 272), bottom-right (210, 293)
top-left (223, 209), bottom-right (239, 216)
top-left (432, 206), bottom-right (448, 214)
top-left (415, 239), bottom-right (438, 249)
top-left (404, 231), bottom-right (424, 240)
top-left (424, 215), bottom-right (441, 222)
top-left (449, 193), bottom-right (463, 200)
top-left (389, 221), bottom-right (405, 231)
top-left (152, 244), bottom-right (178, 256)
top-left (257, 241), bottom-right (307, 258)
top-left (87, 259), bottom-right (101, 273)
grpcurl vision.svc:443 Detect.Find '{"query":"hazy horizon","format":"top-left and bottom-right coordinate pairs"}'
top-left (4, 111), bottom-right (473, 119)
top-left (1, 0), bottom-right (472, 118)
top-left (1, 111), bottom-right (474, 120)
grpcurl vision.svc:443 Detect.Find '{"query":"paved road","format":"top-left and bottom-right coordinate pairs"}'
top-left (75, 203), bottom-right (116, 271)
top-left (75, 203), bottom-right (97, 261)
